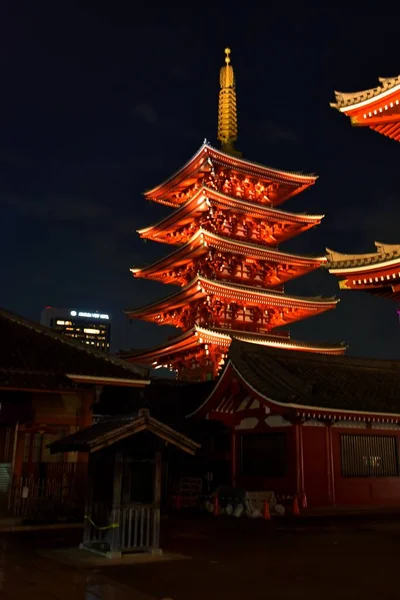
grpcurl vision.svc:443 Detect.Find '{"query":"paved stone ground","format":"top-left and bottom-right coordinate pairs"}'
top-left (2, 513), bottom-right (400, 598)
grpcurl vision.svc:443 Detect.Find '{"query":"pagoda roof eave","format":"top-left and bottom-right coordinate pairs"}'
top-left (328, 257), bottom-right (400, 276)
top-left (120, 326), bottom-right (346, 365)
top-left (137, 185), bottom-right (324, 238)
top-left (326, 243), bottom-right (400, 274)
top-left (331, 76), bottom-right (400, 112)
top-left (144, 141), bottom-right (317, 202)
top-left (132, 228), bottom-right (327, 279)
top-left (126, 275), bottom-right (338, 319)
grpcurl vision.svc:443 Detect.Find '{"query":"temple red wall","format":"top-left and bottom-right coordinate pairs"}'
top-left (302, 426), bottom-right (330, 507)
top-left (227, 420), bottom-right (400, 508)
top-left (331, 427), bottom-right (400, 506)
top-left (234, 426), bottom-right (297, 497)
top-left (9, 389), bottom-right (95, 476)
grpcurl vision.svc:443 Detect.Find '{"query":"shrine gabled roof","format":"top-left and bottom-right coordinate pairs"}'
top-left (126, 275), bottom-right (338, 319)
top-left (94, 378), bottom-right (216, 425)
top-left (49, 408), bottom-right (200, 454)
top-left (189, 340), bottom-right (400, 420)
top-left (331, 76), bottom-right (400, 112)
top-left (131, 228), bottom-right (327, 279)
top-left (326, 242), bottom-right (400, 274)
top-left (144, 141), bottom-right (317, 202)
top-left (121, 326), bottom-right (346, 365)
top-left (138, 185), bottom-right (324, 241)
top-left (0, 308), bottom-right (149, 392)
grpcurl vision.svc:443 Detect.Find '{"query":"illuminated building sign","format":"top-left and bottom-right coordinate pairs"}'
top-left (70, 311), bottom-right (109, 320)
top-left (83, 328), bottom-right (101, 335)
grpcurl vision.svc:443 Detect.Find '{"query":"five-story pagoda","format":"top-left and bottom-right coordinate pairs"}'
top-left (125, 49), bottom-right (345, 380)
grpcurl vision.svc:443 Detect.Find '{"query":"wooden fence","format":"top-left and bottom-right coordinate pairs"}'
top-left (8, 463), bottom-right (87, 520)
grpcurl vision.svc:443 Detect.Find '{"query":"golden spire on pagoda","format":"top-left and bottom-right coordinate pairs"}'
top-left (218, 48), bottom-right (241, 157)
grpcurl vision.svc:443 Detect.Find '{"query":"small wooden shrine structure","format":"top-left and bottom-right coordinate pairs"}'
top-left (49, 409), bottom-right (199, 557)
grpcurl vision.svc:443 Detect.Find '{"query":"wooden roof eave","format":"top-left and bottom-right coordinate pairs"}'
top-left (138, 186), bottom-right (324, 240)
top-left (126, 275), bottom-right (338, 320)
top-left (50, 411), bottom-right (200, 455)
top-left (121, 329), bottom-right (200, 363)
top-left (187, 360), bottom-right (400, 422)
top-left (352, 112), bottom-right (400, 127)
top-left (89, 415), bottom-right (200, 454)
top-left (66, 374), bottom-right (151, 388)
top-left (331, 76), bottom-right (400, 113)
top-left (132, 229), bottom-right (328, 280)
top-left (123, 326), bottom-right (346, 366)
top-left (0, 308), bottom-right (148, 381)
top-left (328, 257), bottom-right (400, 276)
top-left (326, 244), bottom-right (400, 275)
top-left (145, 142), bottom-right (317, 203)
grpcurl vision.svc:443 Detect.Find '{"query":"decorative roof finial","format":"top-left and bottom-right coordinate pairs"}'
top-left (225, 47), bottom-right (231, 64)
top-left (218, 47), bottom-right (241, 157)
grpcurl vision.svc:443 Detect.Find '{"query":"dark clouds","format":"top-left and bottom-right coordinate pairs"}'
top-left (1, 1), bottom-right (399, 359)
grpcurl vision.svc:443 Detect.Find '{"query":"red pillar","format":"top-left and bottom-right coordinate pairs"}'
top-left (26, 431), bottom-right (35, 477)
top-left (230, 430), bottom-right (237, 487)
top-left (295, 422), bottom-right (305, 496)
top-left (325, 422), bottom-right (336, 505)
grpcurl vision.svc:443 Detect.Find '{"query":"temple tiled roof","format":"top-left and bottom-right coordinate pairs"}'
top-left (326, 242), bottom-right (400, 271)
top-left (121, 325), bottom-right (346, 366)
top-left (132, 228), bottom-right (327, 283)
top-left (145, 141), bottom-right (317, 205)
top-left (138, 185), bottom-right (324, 238)
top-left (96, 378), bottom-right (215, 424)
top-left (126, 275), bottom-right (338, 322)
top-left (331, 76), bottom-right (400, 110)
top-left (227, 340), bottom-right (400, 415)
top-left (0, 308), bottom-right (148, 391)
top-left (48, 409), bottom-right (200, 455)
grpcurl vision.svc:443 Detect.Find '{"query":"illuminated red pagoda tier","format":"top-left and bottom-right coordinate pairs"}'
top-left (125, 49), bottom-right (344, 380)
top-left (327, 243), bottom-right (400, 301)
top-left (331, 75), bottom-right (400, 142)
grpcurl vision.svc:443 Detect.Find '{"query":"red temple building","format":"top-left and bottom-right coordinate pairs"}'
top-left (125, 49), bottom-right (345, 380)
top-left (330, 75), bottom-right (400, 142)
top-left (326, 243), bottom-right (400, 302)
top-left (189, 340), bottom-right (400, 508)
top-left (328, 75), bottom-right (400, 302)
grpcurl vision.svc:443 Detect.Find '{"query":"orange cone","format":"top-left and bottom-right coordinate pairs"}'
top-left (263, 500), bottom-right (271, 520)
top-left (301, 493), bottom-right (308, 509)
top-left (213, 496), bottom-right (220, 516)
top-left (292, 495), bottom-right (300, 516)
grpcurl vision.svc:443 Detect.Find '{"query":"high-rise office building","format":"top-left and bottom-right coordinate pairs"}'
top-left (41, 307), bottom-right (111, 352)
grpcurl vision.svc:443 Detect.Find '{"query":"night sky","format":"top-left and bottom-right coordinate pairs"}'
top-left (1, 2), bottom-right (399, 359)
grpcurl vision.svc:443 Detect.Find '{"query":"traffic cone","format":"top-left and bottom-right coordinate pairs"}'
top-left (301, 493), bottom-right (308, 509)
top-left (213, 495), bottom-right (220, 516)
top-left (292, 495), bottom-right (300, 516)
top-left (263, 500), bottom-right (271, 520)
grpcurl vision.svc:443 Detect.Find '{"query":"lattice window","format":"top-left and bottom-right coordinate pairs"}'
top-left (341, 434), bottom-right (399, 477)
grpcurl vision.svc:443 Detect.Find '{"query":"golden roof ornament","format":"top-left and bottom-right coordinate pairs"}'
top-left (218, 48), bottom-right (241, 157)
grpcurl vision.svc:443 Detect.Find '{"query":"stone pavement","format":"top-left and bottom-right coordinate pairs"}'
top-left (3, 513), bottom-right (400, 599)
top-left (0, 534), bottom-right (153, 599)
